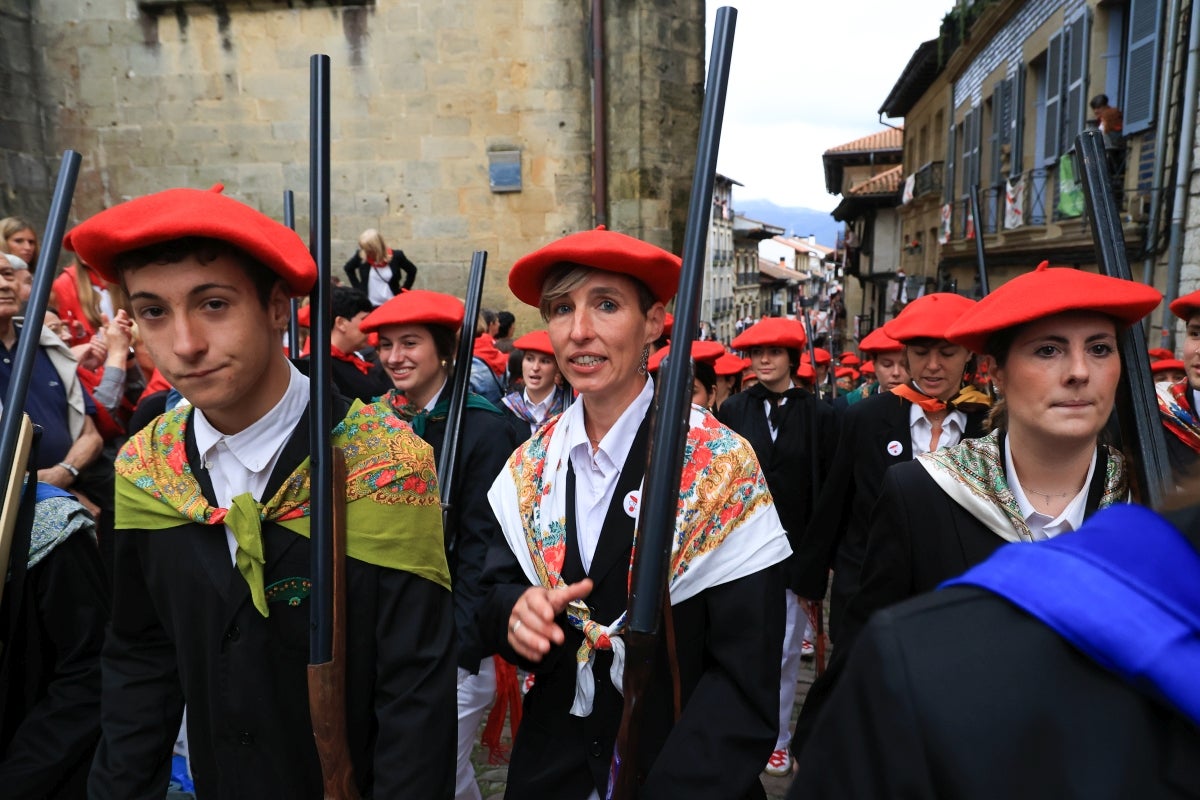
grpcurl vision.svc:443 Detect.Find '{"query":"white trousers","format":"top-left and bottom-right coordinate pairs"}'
top-left (456, 658), bottom-right (497, 800)
top-left (776, 590), bottom-right (813, 750)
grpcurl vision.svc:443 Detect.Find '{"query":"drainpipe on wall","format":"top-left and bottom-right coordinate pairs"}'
top-left (1159, 1), bottom-right (1200, 352)
top-left (1141, 0), bottom-right (1184, 289)
top-left (591, 0), bottom-right (608, 228)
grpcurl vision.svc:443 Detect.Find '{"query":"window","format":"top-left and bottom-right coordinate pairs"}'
top-left (1123, 0), bottom-right (1163, 133)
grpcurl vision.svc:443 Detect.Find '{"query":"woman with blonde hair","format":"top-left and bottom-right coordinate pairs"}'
top-left (1, 216), bottom-right (39, 270)
top-left (343, 227), bottom-right (418, 304)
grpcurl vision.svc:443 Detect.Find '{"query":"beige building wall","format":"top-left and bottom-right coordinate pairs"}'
top-left (6, 0), bottom-right (703, 325)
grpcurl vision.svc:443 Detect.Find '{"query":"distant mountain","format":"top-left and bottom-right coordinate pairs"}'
top-left (735, 198), bottom-right (841, 249)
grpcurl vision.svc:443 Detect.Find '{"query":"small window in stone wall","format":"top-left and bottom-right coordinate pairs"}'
top-left (488, 148), bottom-right (522, 193)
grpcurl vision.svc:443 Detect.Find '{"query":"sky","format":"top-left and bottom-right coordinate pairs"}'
top-left (705, 0), bottom-right (956, 212)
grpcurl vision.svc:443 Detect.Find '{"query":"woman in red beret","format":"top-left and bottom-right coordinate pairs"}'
top-left (712, 352), bottom-right (746, 411)
top-left (501, 329), bottom-right (569, 439)
top-left (646, 339), bottom-right (724, 410)
top-left (719, 317), bottom-right (838, 777)
top-left (793, 264), bottom-right (1167, 791)
top-left (841, 264), bottom-right (1162, 647)
top-left (359, 288), bottom-right (521, 800)
top-left (1159, 288), bottom-right (1200, 479)
top-left (482, 228), bottom-right (792, 800)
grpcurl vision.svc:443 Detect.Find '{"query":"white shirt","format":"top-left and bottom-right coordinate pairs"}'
top-left (523, 388), bottom-right (555, 435)
top-left (909, 402), bottom-right (967, 457)
top-left (424, 380), bottom-right (446, 411)
top-left (193, 362), bottom-right (309, 564)
top-left (567, 378), bottom-right (655, 572)
top-left (366, 264), bottom-right (394, 306)
top-left (1005, 435), bottom-right (1094, 541)
top-left (760, 381), bottom-right (795, 442)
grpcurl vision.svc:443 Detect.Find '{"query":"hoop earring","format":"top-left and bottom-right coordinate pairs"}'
top-left (639, 346), bottom-right (650, 376)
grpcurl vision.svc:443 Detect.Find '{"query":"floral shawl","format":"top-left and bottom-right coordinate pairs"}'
top-left (917, 429), bottom-right (1127, 543)
top-left (1157, 381), bottom-right (1200, 454)
top-left (114, 400), bottom-right (448, 616)
top-left (487, 398), bottom-right (791, 717)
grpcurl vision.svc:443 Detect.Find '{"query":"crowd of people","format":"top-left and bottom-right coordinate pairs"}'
top-left (0, 189), bottom-right (1197, 800)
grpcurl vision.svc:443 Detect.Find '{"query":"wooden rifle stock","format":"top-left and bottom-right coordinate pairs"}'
top-left (306, 53), bottom-right (359, 799)
top-left (1075, 130), bottom-right (1172, 506)
top-left (307, 449), bottom-right (359, 799)
top-left (606, 8), bottom-right (736, 799)
top-left (438, 251), bottom-right (487, 552)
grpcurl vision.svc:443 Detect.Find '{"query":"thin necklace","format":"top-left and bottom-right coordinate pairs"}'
top-left (1024, 483), bottom-right (1082, 502)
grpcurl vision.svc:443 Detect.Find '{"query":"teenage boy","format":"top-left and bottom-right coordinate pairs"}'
top-left (65, 185), bottom-right (456, 799)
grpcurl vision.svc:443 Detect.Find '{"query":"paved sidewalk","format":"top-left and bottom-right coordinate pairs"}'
top-left (470, 658), bottom-right (818, 800)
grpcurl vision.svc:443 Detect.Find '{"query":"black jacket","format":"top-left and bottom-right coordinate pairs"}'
top-left (792, 390), bottom-right (986, 638)
top-left (716, 384), bottom-right (837, 592)
top-left (791, 584), bottom-right (1200, 799)
top-left (418, 402), bottom-right (520, 670)
top-left (343, 250), bottom-right (417, 295)
top-left (89, 403), bottom-right (456, 799)
top-left (0, 527), bottom-right (109, 799)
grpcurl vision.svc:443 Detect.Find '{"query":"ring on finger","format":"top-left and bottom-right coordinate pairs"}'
top-left (511, 618), bottom-right (523, 634)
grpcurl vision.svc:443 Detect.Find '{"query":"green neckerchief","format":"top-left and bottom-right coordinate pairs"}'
top-left (382, 389), bottom-right (503, 437)
top-left (114, 399), bottom-right (449, 616)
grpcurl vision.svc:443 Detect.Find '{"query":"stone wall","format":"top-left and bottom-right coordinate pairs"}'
top-left (0, 0), bottom-right (52, 224)
top-left (4, 0), bottom-right (703, 321)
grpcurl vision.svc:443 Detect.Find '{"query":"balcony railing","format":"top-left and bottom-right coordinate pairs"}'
top-left (912, 161), bottom-right (944, 200)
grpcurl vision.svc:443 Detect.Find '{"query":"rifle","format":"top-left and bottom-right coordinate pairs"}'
top-left (304, 54), bottom-right (360, 800)
top-left (437, 251), bottom-right (487, 553)
top-left (968, 184), bottom-right (990, 296)
top-left (284, 189), bottom-right (301, 360)
top-left (1075, 129), bottom-right (1172, 507)
top-left (796, 306), bottom-right (827, 675)
top-left (606, 8), bottom-right (736, 799)
top-left (0, 150), bottom-right (81, 613)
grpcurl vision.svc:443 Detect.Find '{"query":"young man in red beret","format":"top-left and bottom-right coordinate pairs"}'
top-left (64, 186), bottom-right (456, 799)
top-left (1160, 289), bottom-right (1200, 478)
top-left (720, 317), bottom-right (837, 777)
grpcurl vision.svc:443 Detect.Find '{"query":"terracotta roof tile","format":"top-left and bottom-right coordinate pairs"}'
top-left (848, 164), bottom-right (904, 196)
top-left (824, 128), bottom-right (904, 155)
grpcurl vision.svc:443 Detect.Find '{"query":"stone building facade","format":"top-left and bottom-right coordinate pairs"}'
top-left (0, 0), bottom-right (705, 320)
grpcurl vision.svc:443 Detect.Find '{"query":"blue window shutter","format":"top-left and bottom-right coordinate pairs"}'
top-left (1123, 0), bottom-right (1163, 133)
top-left (1042, 31), bottom-right (1063, 164)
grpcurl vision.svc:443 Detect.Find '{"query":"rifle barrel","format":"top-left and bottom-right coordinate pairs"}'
top-left (437, 251), bottom-right (487, 547)
top-left (0, 151), bottom-right (80, 490)
top-left (308, 54), bottom-right (335, 664)
top-left (1075, 129), bottom-right (1172, 507)
top-left (607, 8), bottom-right (737, 799)
top-left (284, 189), bottom-right (301, 360)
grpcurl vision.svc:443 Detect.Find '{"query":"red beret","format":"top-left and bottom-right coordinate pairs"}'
top-left (839, 353), bottom-right (862, 367)
top-left (795, 362), bottom-right (815, 381)
top-left (731, 318), bottom-right (807, 351)
top-left (508, 226), bottom-right (681, 307)
top-left (884, 293), bottom-right (977, 343)
top-left (860, 360), bottom-right (876, 375)
top-left (1147, 347), bottom-right (1175, 361)
top-left (359, 289), bottom-right (465, 334)
top-left (1151, 358), bottom-right (1185, 373)
top-left (63, 184), bottom-right (316, 297)
top-left (714, 352), bottom-right (746, 377)
top-left (802, 347), bottom-right (832, 366)
top-left (647, 340), bottom-right (725, 373)
top-left (1170, 289), bottom-right (1200, 321)
top-left (296, 304), bottom-right (311, 327)
top-left (945, 262), bottom-right (1162, 354)
top-left (835, 366), bottom-right (859, 380)
top-left (512, 329), bottom-right (555, 356)
top-left (859, 327), bottom-right (903, 354)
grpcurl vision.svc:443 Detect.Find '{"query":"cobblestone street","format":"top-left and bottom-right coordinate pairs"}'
top-left (470, 659), bottom-right (818, 799)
